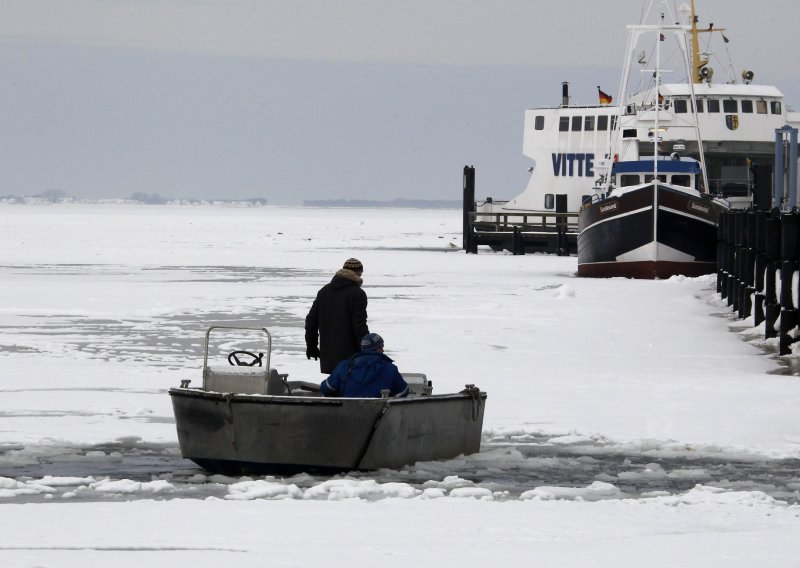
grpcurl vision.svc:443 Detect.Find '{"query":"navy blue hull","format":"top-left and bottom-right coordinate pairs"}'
top-left (578, 184), bottom-right (724, 278)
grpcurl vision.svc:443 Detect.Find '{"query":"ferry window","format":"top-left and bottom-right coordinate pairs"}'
top-left (559, 117), bottom-right (569, 131)
top-left (695, 99), bottom-right (704, 113)
top-left (622, 128), bottom-right (637, 139)
top-left (707, 99), bottom-right (720, 113)
top-left (620, 175), bottom-right (640, 187)
top-left (584, 116), bottom-right (595, 131)
top-left (723, 99), bottom-right (737, 113)
top-left (544, 194), bottom-right (555, 209)
top-left (674, 99), bottom-right (688, 113)
top-left (756, 100), bottom-right (768, 114)
top-left (597, 115), bottom-right (609, 131)
top-left (645, 175), bottom-right (667, 183)
top-left (571, 116), bottom-right (582, 131)
top-left (741, 100), bottom-right (753, 113)
top-left (535, 115), bottom-right (545, 130)
top-left (610, 116), bottom-right (618, 130)
top-left (672, 174), bottom-right (691, 187)
top-left (771, 101), bottom-right (782, 114)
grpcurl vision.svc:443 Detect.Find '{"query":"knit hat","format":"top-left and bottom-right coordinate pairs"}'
top-left (360, 332), bottom-right (384, 352)
top-left (343, 258), bottom-right (363, 273)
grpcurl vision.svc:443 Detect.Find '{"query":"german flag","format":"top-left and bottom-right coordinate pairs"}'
top-left (598, 86), bottom-right (613, 105)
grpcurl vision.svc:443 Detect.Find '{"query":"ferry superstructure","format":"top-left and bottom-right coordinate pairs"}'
top-left (480, 1), bottom-right (800, 219)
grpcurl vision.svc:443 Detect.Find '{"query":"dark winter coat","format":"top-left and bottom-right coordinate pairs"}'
top-left (305, 269), bottom-right (369, 373)
top-left (320, 351), bottom-right (408, 398)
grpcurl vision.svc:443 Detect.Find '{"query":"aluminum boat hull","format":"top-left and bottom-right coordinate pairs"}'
top-left (170, 387), bottom-right (486, 475)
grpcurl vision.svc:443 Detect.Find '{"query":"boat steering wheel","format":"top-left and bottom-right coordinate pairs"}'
top-left (227, 350), bottom-right (264, 367)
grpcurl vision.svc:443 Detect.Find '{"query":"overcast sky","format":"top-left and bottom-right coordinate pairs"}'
top-left (2, 0), bottom-right (799, 204)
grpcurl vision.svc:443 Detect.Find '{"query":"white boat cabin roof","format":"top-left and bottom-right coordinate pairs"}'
top-left (659, 83), bottom-right (784, 99)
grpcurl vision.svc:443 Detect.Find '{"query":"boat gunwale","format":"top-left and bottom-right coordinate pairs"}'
top-left (168, 387), bottom-right (486, 406)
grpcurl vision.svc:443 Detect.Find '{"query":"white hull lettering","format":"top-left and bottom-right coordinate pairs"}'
top-left (599, 202), bottom-right (618, 213)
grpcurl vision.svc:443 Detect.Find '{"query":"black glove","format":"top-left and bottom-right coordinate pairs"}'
top-left (306, 345), bottom-right (320, 360)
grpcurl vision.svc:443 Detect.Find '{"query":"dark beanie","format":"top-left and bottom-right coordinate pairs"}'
top-left (360, 333), bottom-right (384, 351)
top-left (343, 258), bottom-right (363, 273)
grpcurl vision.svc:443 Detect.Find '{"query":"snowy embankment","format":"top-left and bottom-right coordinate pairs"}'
top-left (1, 204), bottom-right (799, 567)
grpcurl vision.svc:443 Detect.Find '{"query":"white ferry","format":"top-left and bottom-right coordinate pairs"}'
top-left (477, 1), bottom-right (800, 224)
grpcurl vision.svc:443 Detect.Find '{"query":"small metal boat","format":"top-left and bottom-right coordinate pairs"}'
top-left (169, 326), bottom-right (486, 475)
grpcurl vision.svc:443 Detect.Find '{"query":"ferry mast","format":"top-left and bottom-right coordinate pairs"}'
top-left (689, 0), bottom-right (726, 83)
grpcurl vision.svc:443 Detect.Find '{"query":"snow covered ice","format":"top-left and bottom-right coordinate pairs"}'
top-left (2, 203), bottom-right (800, 567)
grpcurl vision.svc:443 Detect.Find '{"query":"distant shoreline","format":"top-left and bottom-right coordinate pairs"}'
top-left (303, 198), bottom-right (460, 209)
top-left (1, 196), bottom-right (460, 209)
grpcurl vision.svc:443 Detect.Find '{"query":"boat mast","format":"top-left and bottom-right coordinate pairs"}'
top-left (653, 9), bottom-right (664, 263)
top-left (680, 1), bottom-right (710, 193)
top-left (688, 0), bottom-right (726, 84)
top-left (602, 20), bottom-right (641, 194)
top-left (653, 10), bottom-right (663, 180)
top-left (689, 0), bottom-right (704, 83)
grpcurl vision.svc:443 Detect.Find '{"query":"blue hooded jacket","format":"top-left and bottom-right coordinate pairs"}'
top-left (320, 351), bottom-right (408, 398)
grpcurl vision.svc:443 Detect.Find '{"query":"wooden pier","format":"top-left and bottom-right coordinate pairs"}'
top-left (462, 166), bottom-right (577, 255)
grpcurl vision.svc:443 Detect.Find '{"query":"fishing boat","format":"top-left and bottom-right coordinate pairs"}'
top-left (577, 2), bottom-right (731, 278)
top-left (577, 157), bottom-right (727, 278)
top-left (473, 0), bottom-right (800, 250)
top-left (169, 326), bottom-right (486, 475)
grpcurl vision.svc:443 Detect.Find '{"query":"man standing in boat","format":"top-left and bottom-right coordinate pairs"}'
top-left (305, 258), bottom-right (369, 373)
top-left (320, 333), bottom-right (408, 398)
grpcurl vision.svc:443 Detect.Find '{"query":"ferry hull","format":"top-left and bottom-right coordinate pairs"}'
top-left (577, 184), bottom-right (723, 279)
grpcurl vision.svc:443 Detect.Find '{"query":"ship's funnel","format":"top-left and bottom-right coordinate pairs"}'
top-left (562, 82), bottom-right (569, 107)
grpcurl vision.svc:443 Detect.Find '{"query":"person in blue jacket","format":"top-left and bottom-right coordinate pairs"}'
top-left (320, 333), bottom-right (408, 398)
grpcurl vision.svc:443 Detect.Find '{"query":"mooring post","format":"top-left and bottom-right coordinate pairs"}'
top-left (779, 212), bottom-right (800, 354)
top-left (717, 211), bottom-right (728, 295)
top-left (555, 194), bottom-right (568, 256)
top-left (753, 210), bottom-right (768, 326)
top-left (462, 165), bottom-right (476, 254)
top-left (724, 210), bottom-right (736, 304)
top-left (774, 130), bottom-right (786, 209)
top-left (725, 210), bottom-right (737, 300)
top-left (731, 211), bottom-right (745, 312)
top-left (789, 128), bottom-right (798, 209)
top-left (764, 211), bottom-right (781, 339)
top-left (512, 226), bottom-right (524, 255)
top-left (738, 211), bottom-right (756, 319)
top-left (779, 213), bottom-right (799, 308)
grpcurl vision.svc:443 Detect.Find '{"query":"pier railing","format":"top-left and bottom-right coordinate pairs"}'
top-left (465, 211), bottom-right (578, 255)
top-left (717, 209), bottom-right (800, 355)
top-left (462, 165), bottom-right (577, 255)
top-left (717, 126), bottom-right (800, 355)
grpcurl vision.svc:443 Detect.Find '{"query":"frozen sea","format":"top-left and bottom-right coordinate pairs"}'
top-left (1, 203), bottom-right (800, 567)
